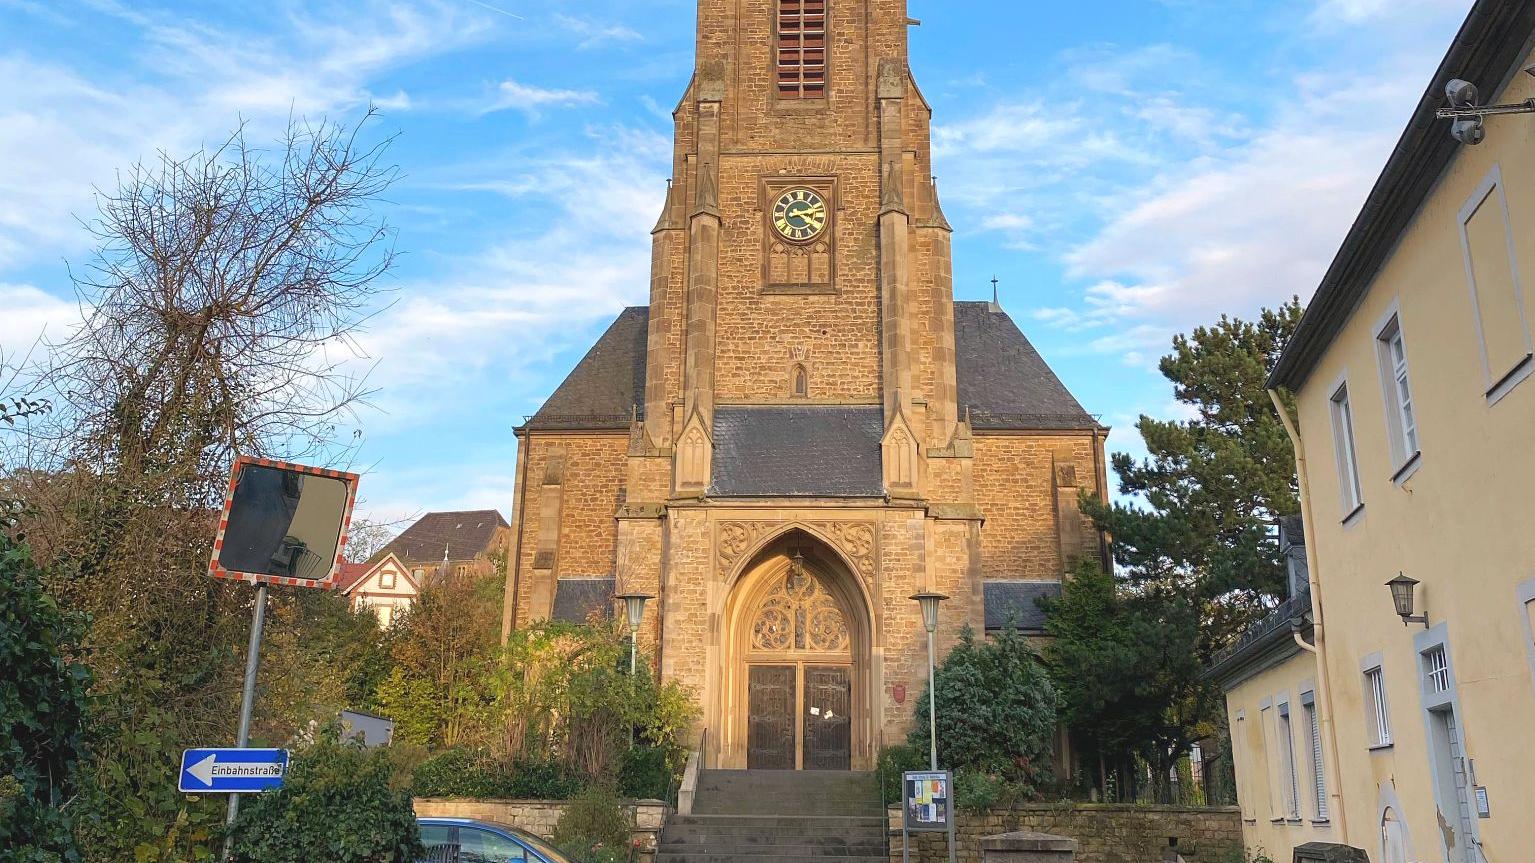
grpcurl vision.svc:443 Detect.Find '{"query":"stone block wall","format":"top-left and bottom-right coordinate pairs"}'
top-left (890, 805), bottom-right (1243, 863)
top-left (972, 435), bottom-right (1100, 582)
top-left (413, 798), bottom-right (669, 863)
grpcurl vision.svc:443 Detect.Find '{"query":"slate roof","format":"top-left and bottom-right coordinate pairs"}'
top-left (526, 308), bottom-right (650, 430)
top-left (552, 577), bottom-right (616, 624)
top-left (1204, 589), bottom-right (1314, 686)
top-left (954, 302), bottom-right (1098, 430)
top-left (376, 510), bottom-right (508, 565)
top-left (520, 303), bottom-right (1098, 432)
top-left (983, 581), bottom-right (1062, 633)
top-left (710, 405), bottom-right (885, 498)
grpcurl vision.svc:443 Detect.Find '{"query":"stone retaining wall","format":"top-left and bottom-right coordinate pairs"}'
top-left (413, 798), bottom-right (669, 863)
top-left (890, 805), bottom-right (1243, 863)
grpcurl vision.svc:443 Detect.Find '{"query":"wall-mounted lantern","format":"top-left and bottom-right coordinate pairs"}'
top-left (1386, 573), bottom-right (1428, 628)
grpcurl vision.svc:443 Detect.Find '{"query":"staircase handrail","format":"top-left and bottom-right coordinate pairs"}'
top-left (677, 728), bottom-right (705, 816)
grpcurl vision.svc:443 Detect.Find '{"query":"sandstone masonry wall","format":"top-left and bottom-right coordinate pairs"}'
top-left (973, 435), bottom-right (1099, 581)
top-left (891, 805), bottom-right (1243, 863)
top-left (511, 433), bottom-right (630, 628)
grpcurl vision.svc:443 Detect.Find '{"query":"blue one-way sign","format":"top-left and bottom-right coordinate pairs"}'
top-left (179, 748), bottom-right (288, 794)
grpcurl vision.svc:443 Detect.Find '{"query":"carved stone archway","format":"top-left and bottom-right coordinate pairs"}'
top-left (717, 529), bottom-right (875, 770)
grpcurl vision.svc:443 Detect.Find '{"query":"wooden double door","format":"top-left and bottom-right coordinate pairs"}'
top-left (747, 664), bottom-right (852, 771)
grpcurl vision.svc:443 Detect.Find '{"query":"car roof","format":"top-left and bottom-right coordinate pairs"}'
top-left (416, 818), bottom-right (569, 861)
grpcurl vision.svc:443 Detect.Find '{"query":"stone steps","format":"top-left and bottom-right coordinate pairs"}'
top-left (691, 770), bottom-right (886, 818)
top-left (658, 771), bottom-right (889, 863)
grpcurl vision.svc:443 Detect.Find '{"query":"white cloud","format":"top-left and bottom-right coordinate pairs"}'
top-left (0, 1), bottom-right (497, 271)
top-left (937, 2), bottom-right (1474, 364)
top-left (481, 79), bottom-right (602, 117)
top-left (554, 13), bottom-right (643, 50)
top-left (0, 283), bottom-right (79, 361)
top-left (1064, 68), bottom-right (1420, 326)
top-left (345, 125), bottom-right (669, 429)
top-left (1310, 0), bottom-right (1467, 25)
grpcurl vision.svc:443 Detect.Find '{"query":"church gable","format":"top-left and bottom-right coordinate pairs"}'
top-left (344, 554), bottom-right (415, 597)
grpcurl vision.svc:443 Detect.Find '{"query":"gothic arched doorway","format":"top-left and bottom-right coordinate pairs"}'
top-left (720, 532), bottom-right (872, 771)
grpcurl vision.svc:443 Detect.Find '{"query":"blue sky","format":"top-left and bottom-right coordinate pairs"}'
top-left (0, 0), bottom-right (1473, 524)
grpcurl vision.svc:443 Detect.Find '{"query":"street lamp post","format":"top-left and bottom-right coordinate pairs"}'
top-left (910, 591), bottom-right (948, 771)
top-left (615, 592), bottom-right (653, 749)
top-left (615, 592), bottom-right (654, 675)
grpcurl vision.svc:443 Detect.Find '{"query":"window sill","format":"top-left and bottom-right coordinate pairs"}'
top-left (1486, 353), bottom-right (1534, 406)
top-left (1368, 743), bottom-right (1395, 753)
top-left (762, 283), bottom-right (839, 296)
top-left (1390, 451), bottom-right (1423, 485)
top-left (1341, 503), bottom-right (1365, 527)
top-left (1310, 820), bottom-right (1332, 827)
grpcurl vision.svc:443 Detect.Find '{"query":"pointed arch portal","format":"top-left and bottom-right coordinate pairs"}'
top-left (718, 529), bottom-right (873, 770)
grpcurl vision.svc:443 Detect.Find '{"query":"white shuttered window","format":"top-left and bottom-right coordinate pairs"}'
top-left (1305, 699), bottom-right (1328, 820)
top-left (1366, 667), bottom-right (1392, 746)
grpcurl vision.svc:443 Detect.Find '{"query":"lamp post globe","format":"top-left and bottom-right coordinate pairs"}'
top-left (615, 592), bottom-right (654, 674)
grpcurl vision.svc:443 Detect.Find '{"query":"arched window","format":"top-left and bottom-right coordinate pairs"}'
top-left (750, 554), bottom-right (848, 654)
top-left (792, 364), bottom-right (809, 399)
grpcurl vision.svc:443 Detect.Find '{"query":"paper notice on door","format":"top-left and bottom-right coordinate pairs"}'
top-left (810, 707), bottom-right (821, 716)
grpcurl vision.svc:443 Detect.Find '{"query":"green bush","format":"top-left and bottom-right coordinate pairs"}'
top-left (617, 746), bottom-right (672, 801)
top-left (906, 626), bottom-right (1058, 794)
top-left (495, 622), bottom-right (698, 784)
top-left (951, 771), bottom-right (1006, 814)
top-left (552, 785), bottom-right (632, 863)
top-left (507, 757), bottom-right (587, 800)
top-left (410, 748), bottom-right (487, 797)
top-left (226, 730), bottom-right (422, 863)
top-left (410, 749), bottom-right (585, 800)
top-left (0, 533), bottom-right (92, 863)
top-left (875, 743), bottom-right (925, 806)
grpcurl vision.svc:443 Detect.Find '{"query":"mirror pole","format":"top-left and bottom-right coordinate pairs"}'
top-left (222, 582), bottom-right (269, 860)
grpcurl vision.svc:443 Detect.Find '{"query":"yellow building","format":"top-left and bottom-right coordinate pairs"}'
top-left (1238, 2), bottom-right (1535, 861)
top-left (1208, 519), bottom-right (1334, 859)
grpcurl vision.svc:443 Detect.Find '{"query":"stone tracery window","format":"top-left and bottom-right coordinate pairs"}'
top-left (750, 553), bottom-right (849, 653)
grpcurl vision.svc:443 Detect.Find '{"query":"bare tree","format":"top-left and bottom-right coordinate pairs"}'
top-left (12, 111), bottom-right (400, 860)
top-left (55, 110), bottom-right (395, 469)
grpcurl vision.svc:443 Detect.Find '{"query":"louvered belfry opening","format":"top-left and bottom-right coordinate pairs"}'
top-left (777, 0), bottom-right (827, 99)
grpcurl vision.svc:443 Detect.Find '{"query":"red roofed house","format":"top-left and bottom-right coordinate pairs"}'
top-left (339, 510), bottom-right (511, 628)
top-left (337, 553), bottom-right (417, 628)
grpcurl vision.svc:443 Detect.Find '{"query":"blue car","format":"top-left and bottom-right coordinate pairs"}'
top-left (417, 818), bottom-right (575, 863)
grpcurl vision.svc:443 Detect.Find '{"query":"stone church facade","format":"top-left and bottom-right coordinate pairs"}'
top-left (503, 0), bottom-right (1108, 772)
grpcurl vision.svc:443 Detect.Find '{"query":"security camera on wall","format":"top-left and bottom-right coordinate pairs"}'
top-left (1443, 79), bottom-right (1485, 145)
top-left (1445, 78), bottom-right (1479, 109)
top-left (1451, 118), bottom-right (1486, 146)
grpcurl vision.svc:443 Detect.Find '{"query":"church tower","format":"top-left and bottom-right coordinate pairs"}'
top-left (648, 0), bottom-right (959, 496)
top-left (505, 1), bottom-right (1107, 772)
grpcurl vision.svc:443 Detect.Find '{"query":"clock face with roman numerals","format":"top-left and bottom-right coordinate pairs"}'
top-left (771, 187), bottom-right (828, 243)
